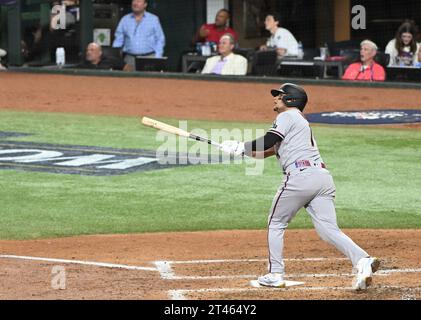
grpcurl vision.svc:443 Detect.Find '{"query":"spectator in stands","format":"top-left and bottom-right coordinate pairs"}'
top-left (195, 9), bottom-right (238, 45)
top-left (22, 1), bottom-right (79, 64)
top-left (342, 40), bottom-right (385, 81)
top-left (0, 48), bottom-right (6, 70)
top-left (22, 24), bottom-right (50, 63)
top-left (259, 13), bottom-right (299, 59)
top-left (385, 20), bottom-right (420, 67)
top-left (418, 49), bottom-right (421, 67)
top-left (76, 43), bottom-right (128, 71)
top-left (112, 0), bottom-right (165, 68)
top-left (201, 33), bottom-right (247, 75)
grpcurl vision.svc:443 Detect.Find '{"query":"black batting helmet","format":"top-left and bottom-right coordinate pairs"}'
top-left (271, 83), bottom-right (308, 111)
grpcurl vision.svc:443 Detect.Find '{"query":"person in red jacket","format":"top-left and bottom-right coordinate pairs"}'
top-left (342, 40), bottom-right (386, 81)
top-left (195, 9), bottom-right (238, 44)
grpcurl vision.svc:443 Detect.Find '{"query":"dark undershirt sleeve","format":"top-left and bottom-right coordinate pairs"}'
top-left (244, 131), bottom-right (283, 154)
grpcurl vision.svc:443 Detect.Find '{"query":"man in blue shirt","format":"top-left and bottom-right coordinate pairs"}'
top-left (113, 0), bottom-right (165, 68)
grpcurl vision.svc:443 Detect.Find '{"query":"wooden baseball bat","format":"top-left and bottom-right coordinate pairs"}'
top-left (141, 116), bottom-right (222, 148)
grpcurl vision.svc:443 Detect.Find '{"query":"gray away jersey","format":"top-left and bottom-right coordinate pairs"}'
top-left (268, 108), bottom-right (323, 172)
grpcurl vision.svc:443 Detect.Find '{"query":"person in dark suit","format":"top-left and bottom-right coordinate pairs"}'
top-left (77, 43), bottom-right (128, 71)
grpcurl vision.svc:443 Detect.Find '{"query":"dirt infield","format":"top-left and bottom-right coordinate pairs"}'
top-left (0, 73), bottom-right (420, 128)
top-left (0, 73), bottom-right (420, 300)
top-left (1, 230), bottom-right (420, 300)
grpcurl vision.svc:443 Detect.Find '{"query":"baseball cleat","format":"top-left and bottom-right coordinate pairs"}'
top-left (257, 273), bottom-right (286, 288)
top-left (353, 257), bottom-right (380, 291)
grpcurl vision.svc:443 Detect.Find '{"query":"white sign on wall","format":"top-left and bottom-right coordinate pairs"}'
top-left (207, 0), bottom-right (229, 23)
top-left (93, 28), bottom-right (111, 46)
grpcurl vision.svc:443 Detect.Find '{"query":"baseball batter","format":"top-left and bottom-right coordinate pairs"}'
top-left (221, 83), bottom-right (380, 290)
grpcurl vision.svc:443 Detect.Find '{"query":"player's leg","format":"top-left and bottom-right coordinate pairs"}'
top-left (304, 172), bottom-right (380, 290)
top-left (259, 174), bottom-right (311, 287)
top-left (305, 195), bottom-right (369, 266)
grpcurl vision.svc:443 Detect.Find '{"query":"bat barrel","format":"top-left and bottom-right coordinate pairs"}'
top-left (141, 116), bottom-right (221, 148)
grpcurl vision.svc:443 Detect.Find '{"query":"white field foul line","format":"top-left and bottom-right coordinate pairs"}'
top-left (0, 255), bottom-right (158, 272)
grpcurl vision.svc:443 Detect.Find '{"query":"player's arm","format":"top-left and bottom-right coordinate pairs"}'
top-left (220, 131), bottom-right (283, 158)
top-left (244, 131), bottom-right (282, 158)
top-left (195, 24), bottom-right (209, 42)
top-left (249, 146), bottom-right (276, 159)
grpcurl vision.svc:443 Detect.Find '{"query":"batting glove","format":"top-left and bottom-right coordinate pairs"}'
top-left (220, 140), bottom-right (245, 156)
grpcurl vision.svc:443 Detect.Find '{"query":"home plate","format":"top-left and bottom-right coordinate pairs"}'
top-left (249, 280), bottom-right (305, 288)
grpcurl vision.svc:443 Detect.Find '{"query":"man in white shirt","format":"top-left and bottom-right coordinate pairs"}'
top-left (260, 13), bottom-right (299, 58)
top-left (201, 34), bottom-right (248, 75)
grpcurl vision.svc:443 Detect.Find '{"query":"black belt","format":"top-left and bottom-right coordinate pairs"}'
top-left (124, 52), bottom-right (155, 57)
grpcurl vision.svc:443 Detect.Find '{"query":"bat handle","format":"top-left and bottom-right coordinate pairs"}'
top-left (209, 140), bottom-right (222, 149)
top-left (188, 134), bottom-right (249, 158)
top-left (189, 134), bottom-right (221, 149)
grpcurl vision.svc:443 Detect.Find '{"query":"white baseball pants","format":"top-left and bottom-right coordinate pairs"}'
top-left (267, 167), bottom-right (369, 274)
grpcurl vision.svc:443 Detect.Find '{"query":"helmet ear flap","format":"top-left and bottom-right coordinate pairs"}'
top-left (282, 94), bottom-right (295, 106)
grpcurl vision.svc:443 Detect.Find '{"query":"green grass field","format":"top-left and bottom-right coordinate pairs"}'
top-left (0, 110), bottom-right (420, 240)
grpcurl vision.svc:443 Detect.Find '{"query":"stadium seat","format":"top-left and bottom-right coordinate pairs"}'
top-left (374, 51), bottom-right (390, 68)
top-left (327, 39), bottom-right (361, 56)
top-left (303, 48), bottom-right (318, 60)
top-left (233, 48), bottom-right (256, 75)
top-left (251, 50), bottom-right (278, 76)
top-left (102, 47), bottom-right (121, 60)
top-left (233, 48), bottom-right (255, 60)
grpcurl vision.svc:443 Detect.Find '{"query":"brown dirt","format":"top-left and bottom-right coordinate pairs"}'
top-left (0, 73), bottom-right (420, 300)
top-left (0, 73), bottom-right (420, 129)
top-left (0, 229), bottom-right (420, 300)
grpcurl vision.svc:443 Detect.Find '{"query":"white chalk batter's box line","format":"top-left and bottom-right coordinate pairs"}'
top-left (163, 257), bottom-right (349, 264)
top-left (168, 286), bottom-right (421, 300)
top-left (158, 258), bottom-right (421, 300)
top-left (154, 257), bottom-right (348, 280)
top-left (153, 258), bottom-right (421, 280)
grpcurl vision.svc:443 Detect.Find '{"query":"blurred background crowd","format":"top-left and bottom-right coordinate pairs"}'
top-left (1, 0), bottom-right (421, 82)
